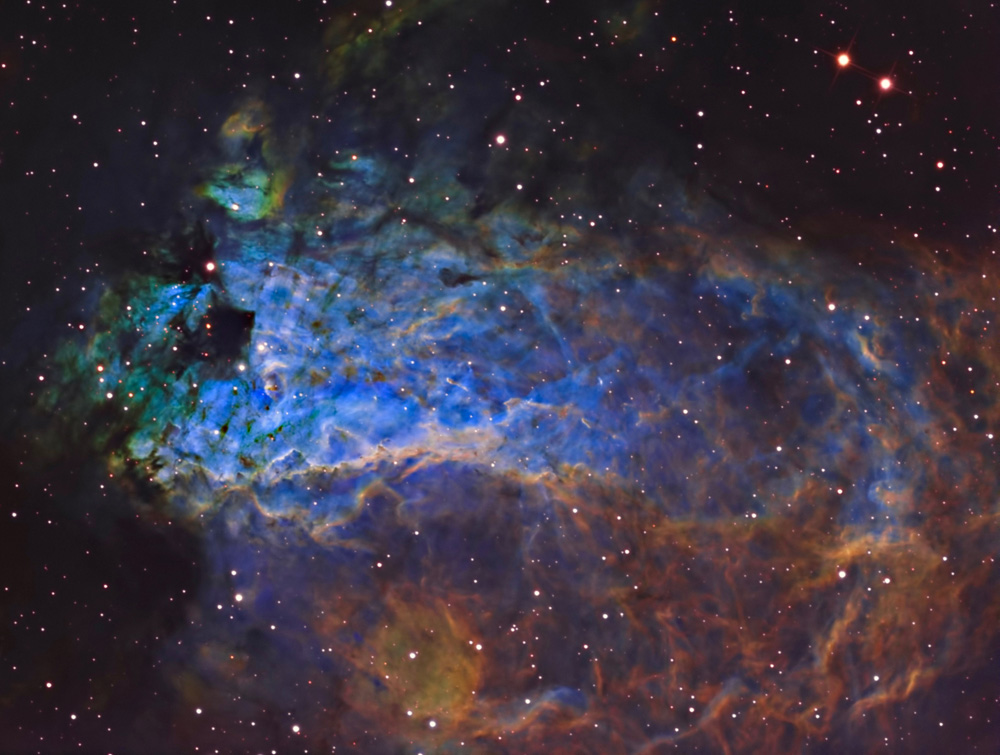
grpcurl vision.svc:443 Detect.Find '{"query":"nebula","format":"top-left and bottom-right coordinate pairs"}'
top-left (8, 1), bottom-right (1000, 752)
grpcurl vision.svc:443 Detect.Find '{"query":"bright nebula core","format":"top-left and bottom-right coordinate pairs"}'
top-left (4, 1), bottom-right (1000, 753)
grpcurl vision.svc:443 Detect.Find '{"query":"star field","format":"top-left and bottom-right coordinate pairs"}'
top-left (2, 1), bottom-right (1000, 753)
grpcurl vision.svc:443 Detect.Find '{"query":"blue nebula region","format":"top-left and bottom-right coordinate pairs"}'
top-left (30, 104), bottom-right (997, 754)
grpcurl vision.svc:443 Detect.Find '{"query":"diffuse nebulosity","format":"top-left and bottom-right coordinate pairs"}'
top-left (19, 1), bottom-right (1000, 751)
top-left (31, 91), bottom-right (1000, 753)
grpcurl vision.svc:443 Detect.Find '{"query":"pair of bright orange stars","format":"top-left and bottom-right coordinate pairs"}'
top-left (835, 52), bottom-right (893, 91)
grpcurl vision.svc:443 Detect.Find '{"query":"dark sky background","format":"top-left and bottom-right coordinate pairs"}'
top-left (4, 0), bottom-right (999, 273)
top-left (3, 1), bottom-right (1000, 753)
